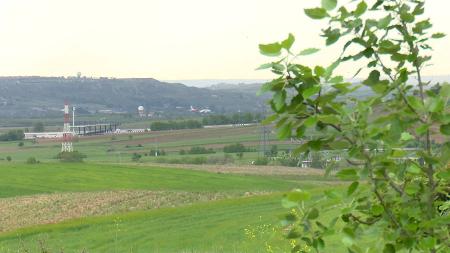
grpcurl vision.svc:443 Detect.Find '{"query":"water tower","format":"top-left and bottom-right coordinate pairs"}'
top-left (138, 106), bottom-right (145, 117)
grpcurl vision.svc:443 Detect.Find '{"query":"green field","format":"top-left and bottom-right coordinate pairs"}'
top-left (0, 161), bottom-right (347, 253)
top-left (0, 126), bottom-right (352, 252)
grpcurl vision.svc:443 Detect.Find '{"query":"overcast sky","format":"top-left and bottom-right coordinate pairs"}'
top-left (0, 0), bottom-right (449, 80)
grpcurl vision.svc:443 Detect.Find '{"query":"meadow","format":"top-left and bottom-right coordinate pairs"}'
top-left (0, 125), bottom-right (352, 252)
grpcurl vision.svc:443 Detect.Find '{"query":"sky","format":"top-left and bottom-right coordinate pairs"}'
top-left (0, 0), bottom-right (449, 80)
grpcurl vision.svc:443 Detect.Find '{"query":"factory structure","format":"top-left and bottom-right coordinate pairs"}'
top-left (24, 102), bottom-right (119, 143)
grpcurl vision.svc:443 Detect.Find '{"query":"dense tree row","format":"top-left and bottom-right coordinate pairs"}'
top-left (150, 120), bottom-right (203, 131)
top-left (201, 113), bottom-right (263, 126)
top-left (0, 129), bottom-right (24, 141)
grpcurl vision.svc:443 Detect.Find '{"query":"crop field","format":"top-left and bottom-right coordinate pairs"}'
top-left (0, 126), bottom-right (356, 252)
top-left (0, 125), bottom-right (301, 164)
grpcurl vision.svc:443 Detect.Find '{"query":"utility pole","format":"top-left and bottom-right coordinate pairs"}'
top-left (72, 106), bottom-right (76, 128)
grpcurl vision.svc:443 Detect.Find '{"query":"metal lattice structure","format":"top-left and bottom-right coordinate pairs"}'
top-left (61, 102), bottom-right (73, 152)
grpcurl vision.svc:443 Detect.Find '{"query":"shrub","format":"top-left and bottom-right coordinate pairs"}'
top-left (278, 157), bottom-right (300, 167)
top-left (223, 143), bottom-right (247, 153)
top-left (56, 151), bottom-right (86, 163)
top-left (26, 157), bottom-right (39, 164)
top-left (6, 156), bottom-right (12, 162)
top-left (188, 146), bottom-right (216, 154)
top-left (260, 1), bottom-right (450, 251)
top-left (179, 149), bottom-right (186, 155)
top-left (148, 149), bottom-right (166, 156)
top-left (18, 142), bottom-right (24, 147)
top-left (131, 153), bottom-right (141, 162)
top-left (253, 157), bottom-right (268, 166)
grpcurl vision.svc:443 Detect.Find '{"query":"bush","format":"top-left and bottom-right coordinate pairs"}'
top-left (148, 149), bottom-right (166, 156)
top-left (131, 153), bottom-right (142, 162)
top-left (253, 157), bottom-right (269, 166)
top-left (6, 156), bottom-right (12, 162)
top-left (56, 151), bottom-right (86, 163)
top-left (155, 156), bottom-right (208, 165)
top-left (179, 149), bottom-right (186, 155)
top-left (18, 142), bottom-right (24, 147)
top-left (278, 157), bottom-right (300, 167)
top-left (188, 146), bottom-right (216, 154)
top-left (26, 157), bottom-right (39, 164)
top-left (223, 143), bottom-right (247, 153)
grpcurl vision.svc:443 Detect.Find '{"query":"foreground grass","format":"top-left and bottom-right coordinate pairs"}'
top-left (0, 162), bottom-right (305, 198)
top-left (0, 194), bottom-right (286, 252)
top-left (0, 190), bottom-right (269, 232)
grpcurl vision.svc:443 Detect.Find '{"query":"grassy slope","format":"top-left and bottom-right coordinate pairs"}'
top-left (0, 162), bottom-right (304, 198)
top-left (0, 193), bottom-right (353, 253)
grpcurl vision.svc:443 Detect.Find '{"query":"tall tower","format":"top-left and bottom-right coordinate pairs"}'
top-left (61, 101), bottom-right (73, 152)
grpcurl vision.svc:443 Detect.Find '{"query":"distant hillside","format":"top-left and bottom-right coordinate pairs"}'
top-left (0, 77), bottom-right (267, 117)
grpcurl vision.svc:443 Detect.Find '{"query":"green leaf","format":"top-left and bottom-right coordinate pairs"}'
top-left (426, 97), bottom-right (444, 113)
top-left (321, 0), bottom-right (337, 11)
top-left (299, 48), bottom-right (320, 56)
top-left (329, 140), bottom-right (349, 149)
top-left (278, 123), bottom-right (292, 139)
top-left (329, 76), bottom-right (344, 83)
top-left (400, 9), bottom-right (414, 23)
top-left (259, 43), bottom-right (282, 57)
top-left (371, 204), bottom-right (384, 216)
top-left (354, 1), bottom-right (367, 17)
top-left (304, 116), bottom-right (318, 127)
top-left (282, 189), bottom-right (311, 208)
top-left (406, 164), bottom-right (421, 174)
top-left (303, 85), bottom-right (321, 99)
top-left (400, 132), bottom-right (414, 141)
top-left (314, 66), bottom-right (326, 77)
top-left (405, 184), bottom-right (420, 195)
top-left (273, 91), bottom-right (286, 111)
top-left (377, 15), bottom-right (392, 29)
top-left (336, 168), bottom-right (358, 180)
top-left (324, 189), bottom-right (341, 199)
top-left (415, 124), bottom-right (429, 135)
top-left (347, 181), bottom-right (359, 196)
top-left (378, 40), bottom-right (400, 54)
top-left (307, 208), bottom-right (319, 220)
top-left (281, 33), bottom-right (295, 50)
top-left (304, 8), bottom-right (329, 19)
top-left (440, 123), bottom-right (450, 135)
top-left (406, 96), bottom-right (424, 112)
top-left (441, 83), bottom-right (450, 98)
top-left (432, 33), bottom-right (446, 39)
top-left (383, 243), bottom-right (396, 253)
top-left (261, 114), bottom-right (278, 125)
top-left (364, 70), bottom-right (380, 85)
top-left (324, 29), bottom-right (340, 45)
top-left (255, 63), bottom-right (273, 70)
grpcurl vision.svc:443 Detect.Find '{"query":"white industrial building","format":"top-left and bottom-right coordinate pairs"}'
top-left (24, 132), bottom-right (64, 140)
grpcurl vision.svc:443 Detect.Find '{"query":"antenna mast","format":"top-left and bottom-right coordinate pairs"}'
top-left (61, 101), bottom-right (73, 152)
